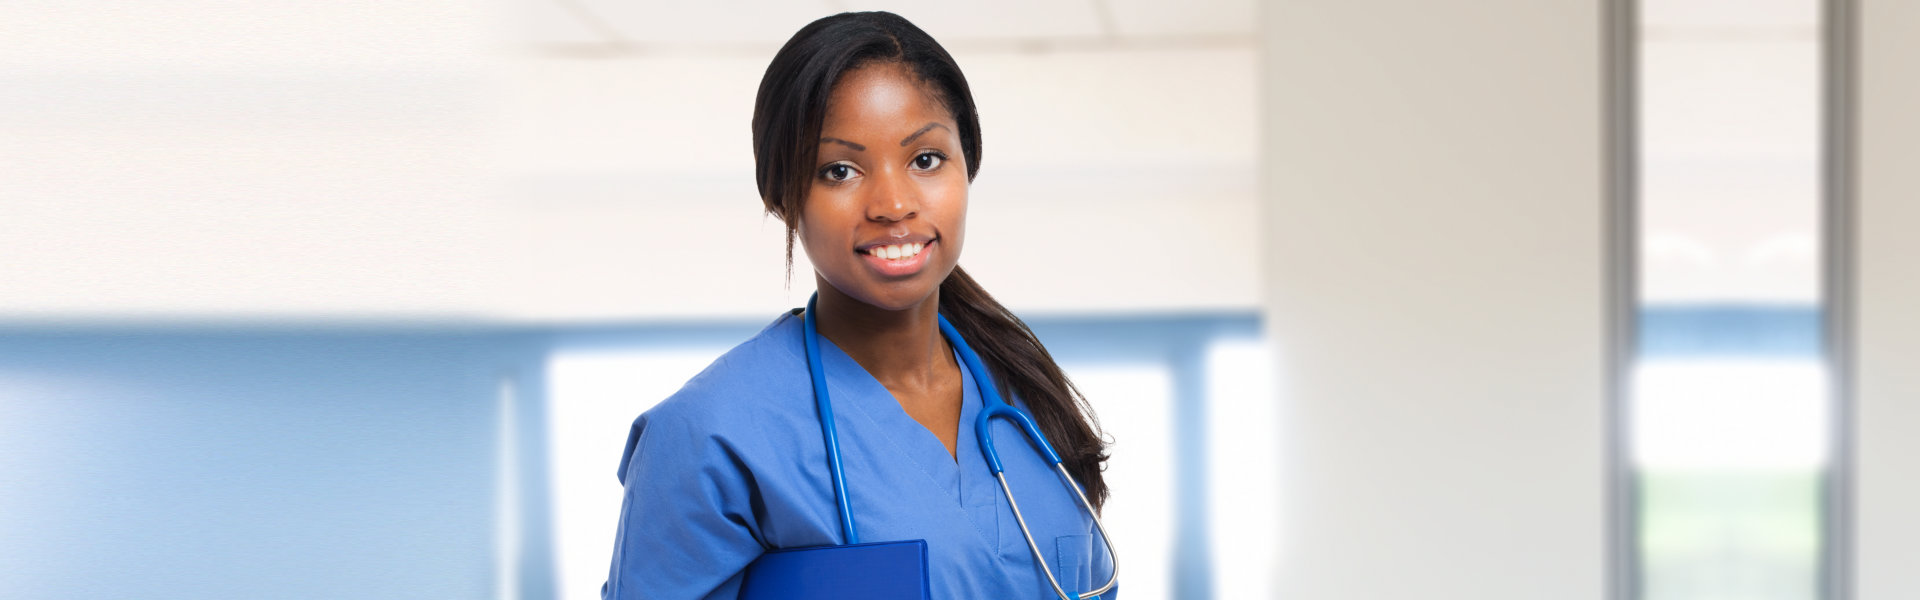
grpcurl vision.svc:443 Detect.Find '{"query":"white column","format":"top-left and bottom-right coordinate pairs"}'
top-left (1854, 1), bottom-right (1920, 598)
top-left (1261, 3), bottom-right (1607, 599)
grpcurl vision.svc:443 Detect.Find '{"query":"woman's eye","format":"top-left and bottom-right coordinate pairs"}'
top-left (821, 164), bottom-right (855, 181)
top-left (912, 152), bottom-right (945, 170)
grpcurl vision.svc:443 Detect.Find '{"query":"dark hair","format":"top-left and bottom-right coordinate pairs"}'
top-left (751, 11), bottom-right (1109, 509)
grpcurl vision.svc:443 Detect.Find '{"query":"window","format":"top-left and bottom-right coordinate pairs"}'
top-left (1627, 1), bottom-right (1838, 598)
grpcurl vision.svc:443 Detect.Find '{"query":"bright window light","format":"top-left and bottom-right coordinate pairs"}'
top-left (545, 346), bottom-right (727, 600)
top-left (1204, 338), bottom-right (1279, 600)
top-left (1630, 359), bottom-right (1828, 471)
top-left (1063, 362), bottom-right (1175, 600)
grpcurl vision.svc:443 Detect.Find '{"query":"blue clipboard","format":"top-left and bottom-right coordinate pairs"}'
top-left (738, 539), bottom-right (931, 600)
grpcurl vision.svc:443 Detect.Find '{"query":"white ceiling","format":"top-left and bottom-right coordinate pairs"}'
top-left (507, 0), bottom-right (1256, 50)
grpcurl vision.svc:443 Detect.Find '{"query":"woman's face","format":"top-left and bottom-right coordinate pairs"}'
top-left (798, 62), bottom-right (968, 312)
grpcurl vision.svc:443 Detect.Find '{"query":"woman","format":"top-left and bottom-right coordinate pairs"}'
top-left (602, 11), bottom-right (1116, 599)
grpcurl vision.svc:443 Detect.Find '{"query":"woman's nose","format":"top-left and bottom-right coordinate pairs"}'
top-left (864, 168), bottom-right (920, 222)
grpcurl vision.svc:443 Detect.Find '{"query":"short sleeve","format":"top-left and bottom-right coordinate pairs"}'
top-left (602, 401), bottom-right (765, 600)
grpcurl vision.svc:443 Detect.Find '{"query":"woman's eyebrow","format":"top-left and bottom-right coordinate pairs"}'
top-left (820, 137), bottom-right (866, 152)
top-left (899, 122), bottom-right (950, 146)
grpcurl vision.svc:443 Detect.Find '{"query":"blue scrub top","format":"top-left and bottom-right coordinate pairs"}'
top-left (602, 310), bottom-right (1117, 599)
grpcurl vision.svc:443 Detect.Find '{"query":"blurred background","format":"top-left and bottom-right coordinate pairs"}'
top-left (3, 1), bottom-right (1917, 599)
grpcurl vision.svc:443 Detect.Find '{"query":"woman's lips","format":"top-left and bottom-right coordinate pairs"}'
top-left (858, 238), bottom-right (934, 278)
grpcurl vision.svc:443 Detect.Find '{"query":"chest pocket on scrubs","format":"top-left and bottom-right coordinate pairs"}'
top-left (1053, 534), bottom-right (1094, 597)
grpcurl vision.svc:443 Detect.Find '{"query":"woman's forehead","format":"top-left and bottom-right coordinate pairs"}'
top-left (821, 63), bottom-right (956, 138)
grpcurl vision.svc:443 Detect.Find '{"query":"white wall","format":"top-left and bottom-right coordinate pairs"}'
top-left (1855, 1), bottom-right (1920, 597)
top-left (0, 2), bottom-right (1259, 323)
top-left (1262, 2), bottom-right (1606, 598)
top-left (0, 1), bottom-right (505, 321)
top-left (497, 46), bottom-right (1259, 321)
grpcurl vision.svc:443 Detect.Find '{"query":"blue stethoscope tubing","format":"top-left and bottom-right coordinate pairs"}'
top-left (802, 294), bottom-right (1119, 600)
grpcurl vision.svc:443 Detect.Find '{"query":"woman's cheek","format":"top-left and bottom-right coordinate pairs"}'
top-left (938, 184), bottom-right (968, 254)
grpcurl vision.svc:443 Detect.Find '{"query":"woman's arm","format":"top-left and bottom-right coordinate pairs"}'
top-left (602, 402), bottom-right (765, 599)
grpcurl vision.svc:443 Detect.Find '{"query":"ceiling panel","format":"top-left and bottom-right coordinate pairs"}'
top-left (841, 0), bottom-right (1107, 41)
top-left (0, 1), bottom-right (486, 69)
top-left (560, 0), bottom-right (841, 46)
top-left (506, 0), bottom-right (610, 46)
top-left (509, 0), bottom-right (1120, 49)
top-left (1104, 0), bottom-right (1255, 37)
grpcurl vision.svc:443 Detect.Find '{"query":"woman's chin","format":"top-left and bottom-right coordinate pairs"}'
top-left (818, 279), bottom-right (938, 314)
top-left (854, 288), bottom-right (939, 313)
top-left (820, 262), bottom-right (955, 314)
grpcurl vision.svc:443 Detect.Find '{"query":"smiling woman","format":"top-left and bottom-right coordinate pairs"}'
top-left (599, 11), bottom-right (1117, 600)
top-left (801, 63), bottom-right (969, 314)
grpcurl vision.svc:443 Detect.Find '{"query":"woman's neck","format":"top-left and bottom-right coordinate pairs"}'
top-left (811, 280), bottom-right (951, 392)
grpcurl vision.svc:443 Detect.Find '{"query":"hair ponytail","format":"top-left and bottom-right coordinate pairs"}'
top-left (940, 267), bottom-right (1109, 509)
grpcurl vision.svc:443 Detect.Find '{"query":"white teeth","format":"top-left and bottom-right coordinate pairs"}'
top-left (867, 242), bottom-right (929, 260)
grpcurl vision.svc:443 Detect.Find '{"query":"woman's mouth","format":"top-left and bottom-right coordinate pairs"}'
top-left (858, 238), bottom-right (934, 277)
top-left (860, 241), bottom-right (926, 260)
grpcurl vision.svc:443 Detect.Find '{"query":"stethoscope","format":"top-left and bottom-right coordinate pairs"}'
top-left (801, 293), bottom-right (1119, 599)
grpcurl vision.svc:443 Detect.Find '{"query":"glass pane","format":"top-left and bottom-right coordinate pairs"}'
top-left (545, 345), bottom-right (729, 600)
top-left (1635, 1), bottom-right (1827, 599)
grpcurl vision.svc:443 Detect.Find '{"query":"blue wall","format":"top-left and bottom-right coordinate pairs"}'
top-left (0, 327), bottom-right (550, 600)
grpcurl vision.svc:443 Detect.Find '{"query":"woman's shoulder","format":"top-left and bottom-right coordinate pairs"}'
top-left (639, 309), bottom-right (813, 431)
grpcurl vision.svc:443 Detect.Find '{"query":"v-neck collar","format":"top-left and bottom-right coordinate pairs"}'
top-left (813, 328), bottom-right (996, 508)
